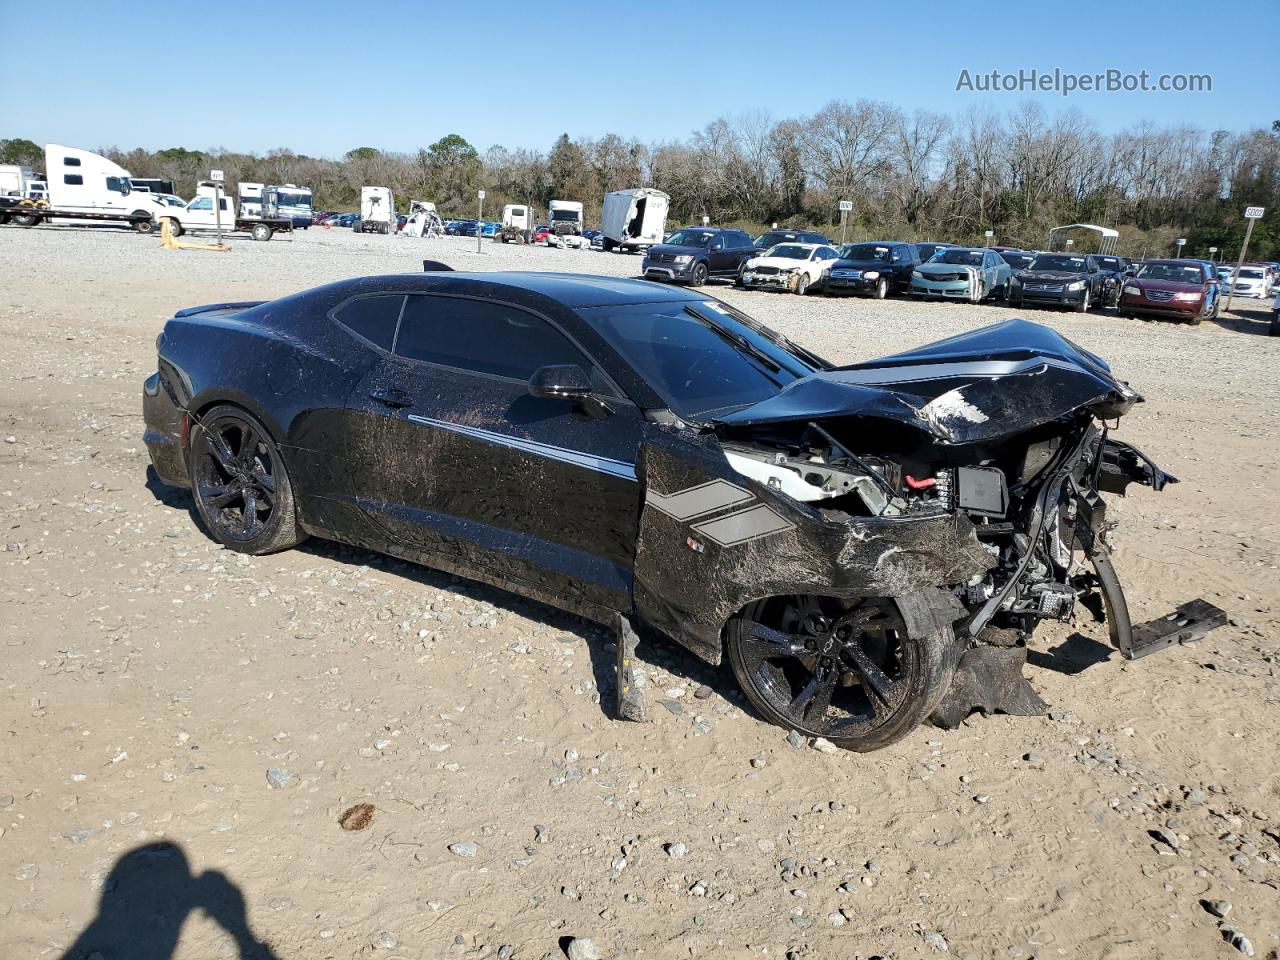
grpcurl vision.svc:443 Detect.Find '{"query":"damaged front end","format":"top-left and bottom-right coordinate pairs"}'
top-left (633, 319), bottom-right (1218, 740)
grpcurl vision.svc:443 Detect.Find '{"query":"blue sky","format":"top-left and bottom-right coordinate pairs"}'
top-left (4, 0), bottom-right (1274, 158)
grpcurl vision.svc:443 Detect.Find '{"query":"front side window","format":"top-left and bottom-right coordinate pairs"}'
top-left (64, 156), bottom-right (82, 166)
top-left (332, 295), bottom-right (404, 351)
top-left (190, 197), bottom-right (212, 210)
top-left (577, 301), bottom-right (817, 419)
top-left (765, 244), bottom-right (811, 260)
top-left (664, 229), bottom-right (716, 247)
top-left (932, 248), bottom-right (986, 265)
top-left (63, 174), bottom-right (83, 185)
top-left (396, 296), bottom-right (590, 380)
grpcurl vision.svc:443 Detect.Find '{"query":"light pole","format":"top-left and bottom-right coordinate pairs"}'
top-left (476, 189), bottom-right (485, 254)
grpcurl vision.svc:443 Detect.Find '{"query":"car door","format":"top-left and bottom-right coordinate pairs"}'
top-left (706, 234), bottom-right (731, 275)
top-left (343, 292), bottom-right (645, 618)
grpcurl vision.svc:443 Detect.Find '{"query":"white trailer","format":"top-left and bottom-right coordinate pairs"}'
top-left (600, 188), bottom-right (669, 252)
top-left (0, 164), bottom-right (36, 198)
top-left (359, 186), bottom-right (395, 234)
top-left (495, 203), bottom-right (532, 243)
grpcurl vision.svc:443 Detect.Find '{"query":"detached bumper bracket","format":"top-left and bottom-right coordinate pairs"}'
top-left (1126, 599), bottom-right (1228, 660)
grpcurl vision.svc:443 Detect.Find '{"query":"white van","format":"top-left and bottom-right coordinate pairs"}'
top-left (600, 188), bottom-right (669, 252)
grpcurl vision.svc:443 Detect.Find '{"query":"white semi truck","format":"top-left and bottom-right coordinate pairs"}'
top-left (0, 144), bottom-right (170, 232)
top-left (600, 188), bottom-right (669, 252)
top-left (546, 199), bottom-right (586, 248)
top-left (359, 186), bottom-right (395, 233)
top-left (239, 182), bottom-right (313, 228)
top-left (496, 203), bottom-right (532, 243)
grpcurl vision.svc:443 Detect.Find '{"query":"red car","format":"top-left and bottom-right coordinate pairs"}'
top-left (1119, 259), bottom-right (1214, 325)
top-left (533, 224), bottom-right (551, 244)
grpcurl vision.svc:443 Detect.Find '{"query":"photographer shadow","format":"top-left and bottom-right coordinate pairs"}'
top-left (59, 842), bottom-right (277, 960)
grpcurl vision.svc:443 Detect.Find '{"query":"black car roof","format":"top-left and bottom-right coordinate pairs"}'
top-left (323, 272), bottom-right (705, 309)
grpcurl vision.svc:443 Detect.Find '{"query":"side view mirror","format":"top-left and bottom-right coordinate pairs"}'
top-left (528, 364), bottom-right (593, 400)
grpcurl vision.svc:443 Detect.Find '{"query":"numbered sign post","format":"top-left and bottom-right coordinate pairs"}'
top-left (210, 169), bottom-right (225, 248)
top-left (1224, 207), bottom-right (1265, 313)
top-left (476, 189), bottom-right (486, 254)
top-left (838, 199), bottom-right (852, 246)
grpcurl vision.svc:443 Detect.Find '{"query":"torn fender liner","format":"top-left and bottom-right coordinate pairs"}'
top-left (930, 642), bottom-right (1048, 730)
top-left (716, 318), bottom-right (1139, 445)
top-left (633, 426), bottom-right (992, 665)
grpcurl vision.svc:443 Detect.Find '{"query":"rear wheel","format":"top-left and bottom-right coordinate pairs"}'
top-left (13, 213), bottom-right (40, 227)
top-left (726, 596), bottom-right (960, 752)
top-left (133, 217), bottom-right (156, 235)
top-left (250, 223), bottom-right (272, 242)
top-left (189, 405), bottom-right (305, 555)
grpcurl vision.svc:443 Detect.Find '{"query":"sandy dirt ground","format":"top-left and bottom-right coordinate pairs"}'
top-left (1, 225), bottom-right (1277, 960)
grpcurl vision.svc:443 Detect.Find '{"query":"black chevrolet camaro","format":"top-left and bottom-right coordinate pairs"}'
top-left (143, 270), bottom-right (1210, 751)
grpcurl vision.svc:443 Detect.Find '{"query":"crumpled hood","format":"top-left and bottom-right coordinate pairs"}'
top-left (715, 318), bottom-right (1139, 444)
top-left (746, 255), bottom-right (810, 270)
top-left (917, 261), bottom-right (981, 276)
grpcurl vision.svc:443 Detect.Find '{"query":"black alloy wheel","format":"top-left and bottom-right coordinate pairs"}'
top-left (727, 595), bottom-right (958, 751)
top-left (189, 406), bottom-right (303, 554)
top-left (690, 262), bottom-right (709, 287)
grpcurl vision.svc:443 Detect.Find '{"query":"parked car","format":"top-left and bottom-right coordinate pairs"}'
top-left (481, 221), bottom-right (500, 238)
top-left (142, 271), bottom-right (1180, 752)
top-left (396, 214), bottom-right (408, 232)
top-left (825, 242), bottom-right (920, 299)
top-left (1009, 253), bottom-right (1107, 312)
top-left (1232, 264), bottom-right (1271, 299)
top-left (533, 224), bottom-right (551, 244)
top-left (642, 227), bottom-right (758, 286)
top-left (999, 251), bottom-right (1037, 274)
top-left (740, 243), bottom-right (841, 294)
top-left (1091, 255), bottom-right (1133, 307)
top-left (910, 247), bottom-right (1012, 301)
top-left (1118, 259), bottom-right (1216, 324)
top-left (311, 211), bottom-right (334, 224)
top-left (914, 242), bottom-right (956, 263)
top-left (754, 229), bottom-right (830, 249)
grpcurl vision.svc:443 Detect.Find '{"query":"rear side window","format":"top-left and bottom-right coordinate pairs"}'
top-left (64, 156), bottom-right (82, 166)
top-left (63, 174), bottom-right (83, 185)
top-left (333, 295), bottom-right (405, 351)
top-left (396, 295), bottom-right (589, 380)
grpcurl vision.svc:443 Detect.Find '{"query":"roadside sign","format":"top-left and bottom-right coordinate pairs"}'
top-left (1225, 208), bottom-right (1265, 311)
top-left (984, 230), bottom-right (993, 237)
top-left (1244, 206), bottom-right (1264, 219)
top-left (477, 189), bottom-right (485, 200)
top-left (210, 169), bottom-right (224, 182)
top-left (1175, 238), bottom-right (1186, 244)
top-left (838, 200), bottom-right (852, 212)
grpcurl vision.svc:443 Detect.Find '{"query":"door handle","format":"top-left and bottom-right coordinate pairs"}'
top-left (369, 388), bottom-right (414, 409)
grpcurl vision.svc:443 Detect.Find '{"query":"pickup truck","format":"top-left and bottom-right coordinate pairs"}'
top-left (157, 182), bottom-right (293, 241)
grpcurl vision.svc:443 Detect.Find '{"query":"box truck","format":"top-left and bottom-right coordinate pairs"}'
top-left (600, 188), bottom-right (669, 252)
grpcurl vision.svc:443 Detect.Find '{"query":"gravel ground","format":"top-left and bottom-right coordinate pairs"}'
top-left (1, 223), bottom-right (1278, 960)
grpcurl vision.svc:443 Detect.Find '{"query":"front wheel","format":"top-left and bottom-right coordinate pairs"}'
top-left (726, 596), bottom-right (960, 752)
top-left (1075, 288), bottom-right (1090, 312)
top-left (689, 262), bottom-right (709, 287)
top-left (133, 218), bottom-right (156, 235)
top-left (872, 277), bottom-right (888, 299)
top-left (189, 405), bottom-right (305, 555)
top-left (794, 273), bottom-right (810, 295)
top-left (164, 218), bottom-right (183, 238)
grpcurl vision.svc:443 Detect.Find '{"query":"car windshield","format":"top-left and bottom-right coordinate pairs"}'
top-left (1031, 255), bottom-right (1088, 271)
top-left (1001, 253), bottom-right (1036, 268)
top-left (931, 248), bottom-right (984, 265)
top-left (1095, 257), bottom-right (1122, 270)
top-left (838, 244), bottom-right (893, 262)
top-left (915, 243), bottom-right (950, 261)
top-left (276, 190), bottom-right (311, 208)
top-left (665, 230), bottom-right (716, 247)
top-left (1239, 268), bottom-right (1264, 279)
top-left (1137, 263), bottom-right (1204, 283)
top-left (576, 300), bottom-right (819, 419)
top-left (551, 209), bottom-right (579, 220)
top-left (765, 244), bottom-right (811, 260)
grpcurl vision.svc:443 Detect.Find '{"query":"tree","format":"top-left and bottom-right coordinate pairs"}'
top-left (0, 138), bottom-right (42, 167)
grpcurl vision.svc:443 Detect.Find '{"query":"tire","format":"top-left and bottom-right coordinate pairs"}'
top-left (164, 218), bottom-right (183, 238)
top-left (734, 265), bottom-right (746, 288)
top-left (1187, 313), bottom-right (1201, 326)
top-left (14, 213), bottom-right (39, 227)
top-left (1075, 288), bottom-right (1090, 312)
top-left (133, 218), bottom-right (156, 235)
top-left (188, 405), bottom-right (305, 555)
top-left (1009, 295), bottom-right (1023, 309)
top-left (872, 277), bottom-right (888, 300)
top-left (250, 223), bottom-right (272, 242)
top-left (689, 262), bottom-right (709, 287)
top-left (1270, 313), bottom-right (1280, 336)
top-left (794, 273), bottom-right (810, 295)
top-left (726, 596), bottom-right (960, 752)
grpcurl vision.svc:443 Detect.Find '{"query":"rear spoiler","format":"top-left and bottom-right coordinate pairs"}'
top-left (423, 260), bottom-right (454, 272)
top-left (173, 301), bottom-right (266, 318)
